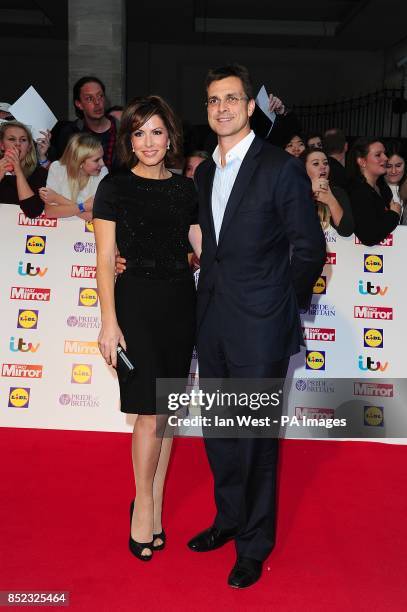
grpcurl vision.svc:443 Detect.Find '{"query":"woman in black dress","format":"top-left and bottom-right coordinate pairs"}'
top-left (346, 138), bottom-right (401, 245)
top-left (93, 96), bottom-right (201, 561)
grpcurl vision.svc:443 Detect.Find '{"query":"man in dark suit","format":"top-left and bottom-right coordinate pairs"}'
top-left (187, 64), bottom-right (326, 588)
top-left (322, 128), bottom-right (348, 190)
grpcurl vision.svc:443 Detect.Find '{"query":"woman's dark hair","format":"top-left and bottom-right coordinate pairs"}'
top-left (73, 76), bottom-right (106, 118)
top-left (346, 137), bottom-right (384, 182)
top-left (281, 132), bottom-right (305, 150)
top-left (385, 139), bottom-right (407, 172)
top-left (117, 95), bottom-right (183, 169)
top-left (306, 132), bottom-right (322, 146)
top-left (205, 64), bottom-right (254, 100)
top-left (300, 146), bottom-right (329, 166)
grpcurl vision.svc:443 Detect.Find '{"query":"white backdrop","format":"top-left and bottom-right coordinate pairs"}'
top-left (1, 204), bottom-right (406, 441)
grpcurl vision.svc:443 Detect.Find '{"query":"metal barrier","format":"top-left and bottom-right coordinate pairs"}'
top-left (292, 89), bottom-right (407, 139)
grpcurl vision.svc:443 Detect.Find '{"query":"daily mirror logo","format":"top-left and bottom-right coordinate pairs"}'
top-left (18, 213), bottom-right (57, 228)
top-left (10, 287), bottom-right (51, 302)
top-left (2, 363), bottom-right (43, 378)
top-left (64, 341), bottom-right (100, 355)
top-left (354, 306), bottom-right (393, 320)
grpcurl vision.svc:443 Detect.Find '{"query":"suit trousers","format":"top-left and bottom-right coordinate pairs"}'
top-left (197, 294), bottom-right (289, 562)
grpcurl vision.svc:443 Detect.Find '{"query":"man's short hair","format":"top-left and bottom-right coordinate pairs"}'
top-left (73, 76), bottom-right (106, 118)
top-left (323, 129), bottom-right (347, 156)
top-left (205, 64), bottom-right (254, 100)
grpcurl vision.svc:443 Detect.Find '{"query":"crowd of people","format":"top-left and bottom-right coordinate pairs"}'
top-left (1, 74), bottom-right (406, 246)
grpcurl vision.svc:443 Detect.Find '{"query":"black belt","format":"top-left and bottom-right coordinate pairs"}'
top-left (126, 258), bottom-right (188, 271)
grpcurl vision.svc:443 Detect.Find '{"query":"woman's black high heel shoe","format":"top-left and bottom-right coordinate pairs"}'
top-left (152, 530), bottom-right (166, 551)
top-left (129, 500), bottom-right (153, 561)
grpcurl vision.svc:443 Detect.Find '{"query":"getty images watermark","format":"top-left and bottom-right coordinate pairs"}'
top-left (156, 378), bottom-right (407, 439)
top-left (166, 387), bottom-right (346, 431)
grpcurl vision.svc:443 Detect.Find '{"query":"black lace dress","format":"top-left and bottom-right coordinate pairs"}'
top-left (93, 170), bottom-right (197, 414)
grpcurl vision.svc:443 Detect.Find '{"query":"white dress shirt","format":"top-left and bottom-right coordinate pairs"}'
top-left (211, 130), bottom-right (255, 242)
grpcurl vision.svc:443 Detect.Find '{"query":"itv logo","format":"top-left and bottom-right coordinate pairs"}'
top-left (9, 336), bottom-right (40, 353)
top-left (18, 261), bottom-right (48, 277)
top-left (358, 356), bottom-right (388, 372)
top-left (358, 280), bottom-right (388, 296)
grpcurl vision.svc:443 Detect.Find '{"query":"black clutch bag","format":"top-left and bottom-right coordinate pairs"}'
top-left (116, 345), bottom-right (136, 382)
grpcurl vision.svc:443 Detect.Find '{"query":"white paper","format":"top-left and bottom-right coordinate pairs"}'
top-left (9, 86), bottom-right (57, 141)
top-left (255, 85), bottom-right (277, 138)
top-left (255, 85), bottom-right (276, 126)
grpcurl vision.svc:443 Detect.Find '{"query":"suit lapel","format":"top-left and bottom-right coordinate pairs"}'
top-left (218, 137), bottom-right (263, 245)
top-left (200, 160), bottom-right (217, 244)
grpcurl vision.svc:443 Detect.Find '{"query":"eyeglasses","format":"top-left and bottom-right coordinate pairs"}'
top-left (205, 95), bottom-right (248, 107)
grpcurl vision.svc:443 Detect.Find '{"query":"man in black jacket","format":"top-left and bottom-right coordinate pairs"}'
top-left (323, 128), bottom-right (348, 190)
top-left (187, 64), bottom-right (326, 589)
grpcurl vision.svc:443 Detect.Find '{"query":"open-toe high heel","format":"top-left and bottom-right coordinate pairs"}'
top-left (152, 529), bottom-right (166, 551)
top-left (129, 500), bottom-right (153, 561)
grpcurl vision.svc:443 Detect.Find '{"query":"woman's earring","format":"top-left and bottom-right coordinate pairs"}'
top-left (167, 141), bottom-right (170, 150)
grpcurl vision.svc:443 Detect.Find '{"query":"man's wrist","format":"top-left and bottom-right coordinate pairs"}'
top-left (77, 201), bottom-right (86, 213)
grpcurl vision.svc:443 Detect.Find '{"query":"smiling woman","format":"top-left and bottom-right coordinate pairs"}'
top-left (92, 95), bottom-right (201, 563)
top-left (346, 138), bottom-right (401, 246)
top-left (0, 121), bottom-right (47, 218)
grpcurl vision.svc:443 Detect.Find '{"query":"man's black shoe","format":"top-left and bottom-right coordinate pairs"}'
top-left (187, 526), bottom-right (236, 552)
top-left (227, 557), bottom-right (263, 588)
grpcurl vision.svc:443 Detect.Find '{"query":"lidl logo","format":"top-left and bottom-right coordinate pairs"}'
top-left (78, 287), bottom-right (98, 307)
top-left (25, 235), bottom-right (46, 254)
top-left (312, 276), bottom-right (326, 295)
top-left (85, 221), bottom-right (94, 233)
top-left (71, 363), bottom-right (92, 384)
top-left (364, 254), bottom-right (383, 273)
top-left (17, 309), bottom-right (39, 329)
top-left (364, 328), bottom-right (383, 348)
top-left (364, 406), bottom-right (384, 427)
top-left (8, 386), bottom-right (30, 408)
top-left (305, 350), bottom-right (325, 371)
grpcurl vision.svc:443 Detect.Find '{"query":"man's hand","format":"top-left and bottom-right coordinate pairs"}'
top-left (269, 93), bottom-right (286, 116)
top-left (115, 252), bottom-right (127, 275)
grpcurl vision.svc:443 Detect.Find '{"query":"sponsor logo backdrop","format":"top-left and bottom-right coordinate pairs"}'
top-left (1, 206), bottom-right (406, 440)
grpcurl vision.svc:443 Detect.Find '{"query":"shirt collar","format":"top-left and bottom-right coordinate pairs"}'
top-left (212, 130), bottom-right (255, 169)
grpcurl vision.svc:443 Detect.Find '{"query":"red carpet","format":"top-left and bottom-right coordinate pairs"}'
top-left (1, 429), bottom-right (407, 611)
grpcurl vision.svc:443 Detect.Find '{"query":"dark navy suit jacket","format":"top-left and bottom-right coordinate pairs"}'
top-left (195, 135), bottom-right (326, 366)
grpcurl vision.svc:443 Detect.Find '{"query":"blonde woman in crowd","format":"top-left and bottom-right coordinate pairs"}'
top-left (0, 121), bottom-right (49, 218)
top-left (39, 133), bottom-right (107, 221)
